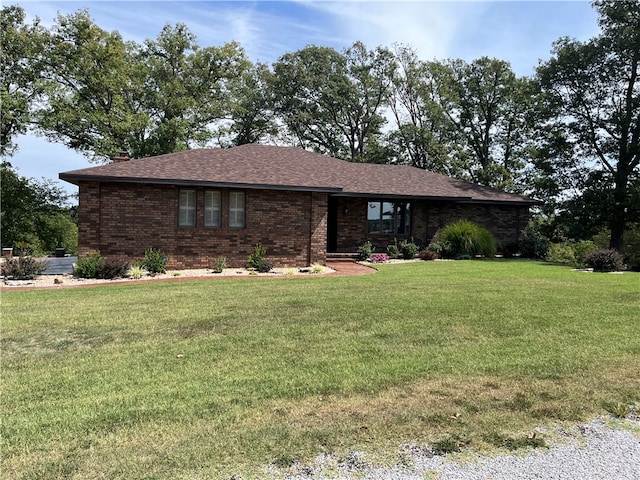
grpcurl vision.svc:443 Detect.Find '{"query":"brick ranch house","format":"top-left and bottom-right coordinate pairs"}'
top-left (59, 144), bottom-right (540, 268)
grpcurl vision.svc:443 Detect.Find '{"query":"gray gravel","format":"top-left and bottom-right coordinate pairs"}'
top-left (271, 418), bottom-right (640, 479)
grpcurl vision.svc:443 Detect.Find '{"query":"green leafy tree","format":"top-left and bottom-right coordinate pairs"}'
top-left (537, 0), bottom-right (640, 251)
top-left (36, 9), bottom-right (145, 162)
top-left (431, 57), bottom-right (536, 191)
top-left (1, 162), bottom-right (77, 254)
top-left (137, 24), bottom-right (249, 156)
top-left (271, 42), bottom-right (392, 162)
top-left (386, 45), bottom-right (462, 175)
top-left (220, 62), bottom-right (277, 147)
top-left (0, 5), bottom-right (47, 157)
top-left (35, 11), bottom-right (249, 162)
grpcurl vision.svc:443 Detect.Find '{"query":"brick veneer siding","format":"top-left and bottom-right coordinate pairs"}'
top-left (330, 198), bottom-right (529, 253)
top-left (78, 181), bottom-right (328, 268)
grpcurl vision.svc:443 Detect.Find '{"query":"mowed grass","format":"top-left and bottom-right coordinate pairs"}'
top-left (2, 260), bottom-right (639, 478)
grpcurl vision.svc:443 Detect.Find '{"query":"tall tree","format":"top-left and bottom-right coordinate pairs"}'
top-left (137, 24), bottom-right (249, 157)
top-left (220, 62), bottom-right (277, 147)
top-left (36, 11), bottom-right (249, 162)
top-left (36, 10), bottom-right (145, 162)
top-left (431, 57), bottom-right (536, 191)
top-left (270, 42), bottom-right (392, 162)
top-left (386, 45), bottom-right (460, 175)
top-left (0, 5), bottom-right (47, 157)
top-left (537, 0), bottom-right (640, 251)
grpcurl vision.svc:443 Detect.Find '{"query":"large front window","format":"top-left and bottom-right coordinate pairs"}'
top-left (367, 201), bottom-right (411, 235)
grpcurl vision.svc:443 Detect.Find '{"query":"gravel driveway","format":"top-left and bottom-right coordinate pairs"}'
top-left (272, 418), bottom-right (640, 479)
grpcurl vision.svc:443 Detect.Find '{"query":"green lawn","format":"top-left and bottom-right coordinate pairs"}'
top-left (2, 260), bottom-right (639, 479)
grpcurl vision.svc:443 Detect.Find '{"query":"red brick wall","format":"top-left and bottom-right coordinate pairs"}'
top-left (331, 198), bottom-right (529, 253)
top-left (78, 182), bottom-right (328, 268)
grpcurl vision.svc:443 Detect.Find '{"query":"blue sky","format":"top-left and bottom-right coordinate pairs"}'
top-left (9, 0), bottom-right (600, 197)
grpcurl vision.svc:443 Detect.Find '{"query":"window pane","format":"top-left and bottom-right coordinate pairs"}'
top-left (204, 190), bottom-right (221, 227)
top-left (381, 202), bottom-right (395, 234)
top-left (367, 202), bottom-right (381, 234)
top-left (178, 189), bottom-right (196, 226)
top-left (397, 202), bottom-right (410, 234)
top-left (229, 191), bottom-right (245, 228)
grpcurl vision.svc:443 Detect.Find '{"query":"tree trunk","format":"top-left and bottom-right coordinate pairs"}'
top-left (609, 173), bottom-right (628, 252)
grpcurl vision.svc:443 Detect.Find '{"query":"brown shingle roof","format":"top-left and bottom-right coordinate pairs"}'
top-left (59, 144), bottom-right (539, 205)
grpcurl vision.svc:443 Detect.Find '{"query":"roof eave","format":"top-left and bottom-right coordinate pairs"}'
top-left (58, 173), bottom-right (342, 193)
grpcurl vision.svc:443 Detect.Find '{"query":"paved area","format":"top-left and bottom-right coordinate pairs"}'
top-left (41, 256), bottom-right (77, 275)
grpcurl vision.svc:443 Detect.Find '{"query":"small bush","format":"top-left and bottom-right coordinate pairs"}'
top-left (427, 240), bottom-right (450, 257)
top-left (584, 249), bottom-right (625, 272)
top-left (418, 248), bottom-right (439, 261)
top-left (399, 239), bottom-right (419, 259)
top-left (248, 244), bottom-right (268, 269)
top-left (369, 253), bottom-right (389, 263)
top-left (127, 265), bottom-right (149, 279)
top-left (142, 248), bottom-right (168, 274)
top-left (357, 241), bottom-right (374, 261)
top-left (99, 258), bottom-right (129, 279)
top-left (519, 225), bottom-right (549, 259)
top-left (310, 263), bottom-right (325, 274)
top-left (386, 242), bottom-right (400, 259)
top-left (74, 253), bottom-right (128, 279)
top-left (571, 240), bottom-right (599, 266)
top-left (211, 256), bottom-right (227, 273)
top-left (438, 220), bottom-right (497, 258)
top-left (1, 257), bottom-right (49, 280)
top-left (255, 260), bottom-right (273, 273)
top-left (73, 253), bottom-right (105, 278)
top-left (545, 243), bottom-right (576, 265)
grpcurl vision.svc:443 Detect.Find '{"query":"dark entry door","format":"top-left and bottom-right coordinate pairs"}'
top-left (327, 197), bottom-right (338, 252)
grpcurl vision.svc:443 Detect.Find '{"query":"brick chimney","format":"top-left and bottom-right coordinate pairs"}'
top-left (112, 151), bottom-right (130, 164)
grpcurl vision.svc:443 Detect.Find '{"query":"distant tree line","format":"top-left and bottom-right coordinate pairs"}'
top-left (1, 0), bottom-right (638, 253)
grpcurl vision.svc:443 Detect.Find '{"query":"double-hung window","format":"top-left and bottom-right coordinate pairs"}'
top-left (229, 191), bottom-right (245, 228)
top-left (367, 201), bottom-right (411, 235)
top-left (204, 191), bottom-right (221, 227)
top-left (178, 189), bottom-right (196, 227)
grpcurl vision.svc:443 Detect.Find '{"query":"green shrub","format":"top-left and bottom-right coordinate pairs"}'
top-left (356, 241), bottom-right (374, 261)
top-left (386, 242), bottom-right (400, 259)
top-left (141, 248), bottom-right (168, 274)
top-left (399, 239), bottom-right (419, 259)
top-left (74, 253), bottom-right (129, 279)
top-left (545, 243), bottom-right (576, 265)
top-left (211, 257), bottom-right (227, 273)
top-left (248, 244), bottom-right (268, 269)
top-left (438, 220), bottom-right (497, 258)
top-left (73, 253), bottom-right (105, 278)
top-left (1, 257), bottom-right (49, 280)
top-left (427, 240), bottom-right (451, 257)
top-left (584, 249), bottom-right (625, 272)
top-left (519, 225), bottom-right (549, 259)
top-left (571, 240), bottom-right (599, 266)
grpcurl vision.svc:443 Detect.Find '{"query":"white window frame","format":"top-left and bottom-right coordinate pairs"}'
top-left (229, 191), bottom-right (245, 228)
top-left (178, 189), bottom-right (196, 227)
top-left (204, 190), bottom-right (221, 227)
